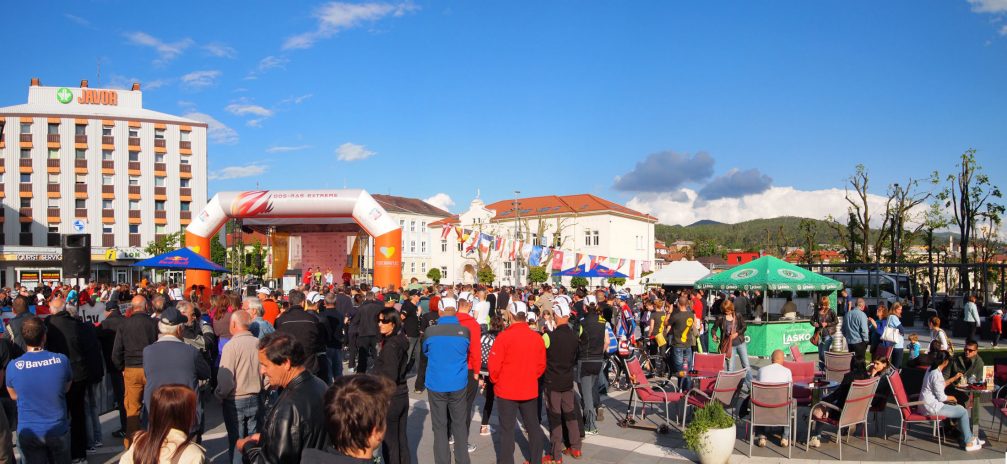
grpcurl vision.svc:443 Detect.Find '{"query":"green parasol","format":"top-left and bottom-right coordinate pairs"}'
top-left (695, 255), bottom-right (843, 292)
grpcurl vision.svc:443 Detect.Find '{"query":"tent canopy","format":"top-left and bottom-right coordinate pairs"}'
top-left (638, 259), bottom-right (711, 286)
top-left (695, 255), bottom-right (842, 292)
top-left (133, 247), bottom-right (229, 272)
top-left (557, 264), bottom-right (628, 278)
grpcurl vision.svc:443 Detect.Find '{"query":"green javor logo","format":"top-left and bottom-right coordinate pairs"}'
top-left (730, 269), bottom-right (758, 280)
top-left (56, 88), bottom-right (73, 104)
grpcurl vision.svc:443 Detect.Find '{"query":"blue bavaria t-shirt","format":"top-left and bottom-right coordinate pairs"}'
top-left (6, 350), bottom-right (71, 436)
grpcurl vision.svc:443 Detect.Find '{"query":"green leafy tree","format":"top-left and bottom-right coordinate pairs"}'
top-left (426, 267), bottom-right (442, 284)
top-left (143, 231), bottom-right (183, 282)
top-left (607, 277), bottom-right (626, 286)
top-left (245, 241), bottom-right (266, 279)
top-left (570, 276), bottom-right (589, 288)
top-left (527, 266), bottom-right (549, 284)
top-left (477, 265), bottom-right (496, 285)
top-left (210, 233), bottom-right (228, 272)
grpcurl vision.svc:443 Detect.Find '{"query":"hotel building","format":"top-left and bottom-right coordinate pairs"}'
top-left (0, 78), bottom-right (208, 287)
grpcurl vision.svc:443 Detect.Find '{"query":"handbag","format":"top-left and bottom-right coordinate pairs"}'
top-left (655, 314), bottom-right (668, 348)
top-left (810, 331), bottom-right (821, 346)
top-left (881, 323), bottom-right (902, 344)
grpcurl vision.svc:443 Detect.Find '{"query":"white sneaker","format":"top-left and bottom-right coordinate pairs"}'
top-left (965, 438), bottom-right (982, 452)
top-left (467, 443), bottom-right (476, 453)
top-left (480, 425), bottom-right (491, 436)
top-left (756, 435), bottom-right (767, 447)
top-left (780, 438), bottom-right (789, 448)
top-left (808, 435), bottom-right (821, 448)
top-left (977, 438), bottom-right (986, 446)
top-left (448, 436), bottom-right (455, 445)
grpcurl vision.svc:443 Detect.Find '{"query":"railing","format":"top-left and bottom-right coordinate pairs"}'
top-left (154, 186), bottom-right (166, 196)
top-left (75, 135), bottom-right (87, 144)
top-left (180, 187), bottom-right (192, 197)
top-left (19, 134), bottom-right (31, 143)
top-left (46, 159), bottom-right (60, 168)
top-left (101, 136), bottom-right (114, 144)
top-left (19, 208), bottom-right (32, 218)
top-left (47, 134), bottom-right (60, 143)
top-left (128, 137), bottom-right (140, 146)
top-left (18, 183), bottom-right (31, 194)
top-left (103, 234), bottom-right (114, 247)
top-left (101, 185), bottom-right (114, 194)
top-left (154, 162), bottom-right (166, 172)
top-left (47, 184), bottom-right (59, 193)
top-left (155, 211), bottom-right (167, 219)
top-left (102, 160), bottom-right (114, 170)
top-left (19, 159), bottom-right (32, 168)
top-left (128, 161), bottom-right (141, 171)
top-left (180, 141), bottom-right (191, 150)
top-left (102, 209), bottom-right (114, 218)
top-left (181, 211), bottom-right (192, 220)
top-left (180, 164), bottom-right (192, 173)
top-left (75, 208), bottom-right (87, 218)
top-left (129, 234), bottom-right (141, 247)
top-left (47, 208), bottom-right (59, 217)
top-left (129, 210), bottom-right (141, 219)
top-left (154, 234), bottom-right (166, 242)
top-left (75, 159), bottom-right (87, 169)
top-left (128, 186), bottom-right (141, 195)
top-left (154, 139), bottom-right (166, 148)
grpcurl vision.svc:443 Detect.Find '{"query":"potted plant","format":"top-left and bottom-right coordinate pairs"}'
top-left (683, 401), bottom-right (736, 464)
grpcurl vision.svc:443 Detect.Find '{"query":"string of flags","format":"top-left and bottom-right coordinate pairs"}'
top-left (439, 226), bottom-right (652, 280)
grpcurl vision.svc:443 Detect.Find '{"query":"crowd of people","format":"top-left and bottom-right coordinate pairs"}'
top-left (0, 277), bottom-right (995, 463)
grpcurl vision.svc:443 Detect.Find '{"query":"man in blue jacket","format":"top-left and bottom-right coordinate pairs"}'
top-left (420, 299), bottom-right (471, 464)
top-left (842, 298), bottom-right (870, 358)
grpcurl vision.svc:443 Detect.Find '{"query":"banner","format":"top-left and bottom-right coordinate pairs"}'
top-left (711, 321), bottom-right (816, 357)
top-left (552, 250), bottom-right (564, 271)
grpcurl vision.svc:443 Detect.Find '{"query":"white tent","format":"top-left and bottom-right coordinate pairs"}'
top-left (626, 259), bottom-right (711, 291)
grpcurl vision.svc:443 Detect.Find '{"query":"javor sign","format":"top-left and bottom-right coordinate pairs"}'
top-left (77, 89), bottom-right (118, 106)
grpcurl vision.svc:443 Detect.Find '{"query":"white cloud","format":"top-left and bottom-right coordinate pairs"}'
top-left (180, 70), bottom-right (221, 90)
top-left (123, 31), bottom-right (193, 64)
top-left (203, 42), bottom-right (237, 58)
top-left (245, 55), bottom-right (290, 80)
top-left (266, 145), bottom-right (313, 153)
top-left (424, 193), bottom-right (454, 212)
top-left (144, 79), bottom-right (168, 90)
top-left (183, 112), bottom-right (238, 145)
top-left (208, 165), bottom-right (266, 180)
top-left (283, 93), bottom-right (313, 104)
top-left (225, 103), bottom-right (273, 117)
top-left (969, 0), bottom-right (1007, 13)
top-left (626, 186), bottom-right (896, 226)
top-left (283, 1), bottom-right (419, 50)
top-left (64, 14), bottom-right (92, 27)
top-left (335, 142), bottom-right (376, 161)
top-left (1001, 24), bottom-right (1007, 35)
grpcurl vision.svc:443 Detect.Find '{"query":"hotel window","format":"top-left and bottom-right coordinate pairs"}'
top-left (102, 200), bottom-right (113, 209)
top-left (47, 149), bottom-right (59, 159)
top-left (399, 219), bottom-right (404, 229)
top-left (410, 221), bottom-right (416, 232)
top-left (75, 199), bottom-right (86, 209)
top-left (420, 222), bottom-right (427, 233)
top-left (129, 224), bottom-right (139, 234)
top-left (102, 127), bottom-right (112, 136)
top-left (103, 225), bottom-right (113, 234)
top-left (129, 200), bottom-right (140, 210)
top-left (20, 123), bottom-right (30, 134)
top-left (75, 124), bottom-right (86, 136)
top-left (20, 198), bottom-right (31, 208)
top-left (504, 262), bottom-right (512, 276)
top-left (20, 223), bottom-right (31, 233)
top-left (47, 123), bottom-right (59, 135)
top-left (180, 178), bottom-right (191, 187)
top-left (155, 200), bottom-right (165, 211)
top-left (592, 230), bottom-right (599, 246)
top-left (154, 129), bottom-right (165, 139)
top-left (181, 201), bottom-right (190, 211)
top-left (180, 131), bottom-right (191, 142)
top-left (20, 173), bottom-right (31, 183)
top-left (75, 174), bottom-right (86, 184)
top-left (128, 128), bottom-right (139, 138)
top-left (154, 176), bottom-right (165, 187)
top-left (129, 176), bottom-right (140, 186)
top-left (75, 149), bottom-right (86, 160)
top-left (20, 149), bottom-right (31, 159)
top-left (441, 267), bottom-right (448, 279)
top-left (48, 198), bottom-right (59, 208)
top-left (457, 242), bottom-right (463, 252)
top-left (180, 157), bottom-right (189, 164)
top-left (409, 241), bottom-right (416, 253)
top-left (47, 173), bottom-right (59, 184)
top-left (410, 263), bottom-right (415, 273)
top-left (155, 224), bottom-right (167, 234)
top-left (441, 240), bottom-right (448, 252)
top-left (102, 150), bottom-right (113, 161)
top-left (128, 151), bottom-right (139, 162)
top-left (421, 241), bottom-right (427, 253)
top-left (584, 229), bottom-right (592, 246)
top-left (421, 262), bottom-right (427, 273)
top-left (155, 153), bottom-right (165, 163)
top-left (102, 175), bottom-right (113, 185)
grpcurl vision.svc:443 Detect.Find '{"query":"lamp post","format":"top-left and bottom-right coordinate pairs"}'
top-left (513, 190), bottom-right (521, 287)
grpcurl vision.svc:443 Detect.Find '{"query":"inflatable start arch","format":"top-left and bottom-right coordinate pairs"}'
top-left (184, 189), bottom-right (402, 293)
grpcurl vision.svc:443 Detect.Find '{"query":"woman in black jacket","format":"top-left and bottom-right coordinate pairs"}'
top-left (373, 307), bottom-right (409, 464)
top-left (711, 300), bottom-right (750, 382)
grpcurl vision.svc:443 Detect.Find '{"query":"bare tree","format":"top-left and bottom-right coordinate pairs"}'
top-left (886, 178), bottom-right (931, 262)
top-left (845, 164), bottom-right (872, 262)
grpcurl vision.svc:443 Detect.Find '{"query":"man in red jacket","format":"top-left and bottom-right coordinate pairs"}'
top-left (489, 306), bottom-right (546, 464)
top-left (454, 298), bottom-right (482, 451)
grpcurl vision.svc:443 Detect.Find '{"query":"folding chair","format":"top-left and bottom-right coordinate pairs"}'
top-left (746, 381), bottom-right (797, 458)
top-left (990, 358), bottom-right (1007, 436)
top-left (888, 370), bottom-right (946, 454)
top-left (682, 369), bottom-right (746, 427)
top-left (804, 376), bottom-right (880, 460)
top-left (692, 353), bottom-right (725, 391)
top-left (874, 345), bottom-right (893, 361)
top-left (623, 356), bottom-right (682, 430)
top-left (824, 351), bottom-right (853, 384)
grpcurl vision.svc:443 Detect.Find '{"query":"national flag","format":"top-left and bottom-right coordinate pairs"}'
top-left (561, 252), bottom-right (576, 270)
top-left (551, 250), bottom-right (564, 271)
top-left (529, 245), bottom-right (544, 266)
top-left (440, 226), bottom-right (452, 240)
top-left (464, 232), bottom-right (478, 254)
top-left (455, 226), bottom-right (465, 242)
top-left (590, 255), bottom-right (605, 270)
top-left (509, 240), bottom-right (518, 260)
top-left (479, 233), bottom-right (492, 254)
top-left (494, 236), bottom-right (503, 251)
top-left (629, 260), bottom-right (637, 280)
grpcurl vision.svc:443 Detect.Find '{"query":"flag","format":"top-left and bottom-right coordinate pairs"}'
top-left (479, 233), bottom-right (492, 254)
top-left (529, 245), bottom-right (544, 266)
top-left (590, 255), bottom-right (605, 270)
top-left (498, 238), bottom-right (508, 258)
top-left (494, 236), bottom-right (503, 251)
top-left (440, 226), bottom-right (452, 240)
top-left (551, 250), bottom-right (564, 271)
top-left (509, 240), bottom-right (518, 260)
top-left (629, 260), bottom-right (637, 280)
top-left (521, 244), bottom-right (534, 261)
top-left (455, 226), bottom-right (465, 242)
top-left (464, 232), bottom-right (478, 254)
top-left (575, 253), bottom-right (585, 268)
top-left (642, 260), bottom-right (652, 272)
top-left (562, 252), bottom-right (576, 270)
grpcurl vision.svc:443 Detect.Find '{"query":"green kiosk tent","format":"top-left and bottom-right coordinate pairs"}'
top-left (696, 255), bottom-right (843, 356)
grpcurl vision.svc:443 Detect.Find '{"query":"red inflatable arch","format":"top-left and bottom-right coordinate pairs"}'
top-left (184, 189), bottom-right (402, 294)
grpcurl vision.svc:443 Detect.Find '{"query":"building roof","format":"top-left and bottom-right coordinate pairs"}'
top-left (372, 194), bottom-right (452, 218)
top-left (429, 193), bottom-right (656, 226)
top-left (225, 231), bottom-right (269, 247)
top-left (0, 82), bottom-right (205, 125)
top-left (695, 255), bottom-right (728, 266)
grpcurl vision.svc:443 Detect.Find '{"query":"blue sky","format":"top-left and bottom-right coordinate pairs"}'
top-left (2, 1), bottom-right (1005, 225)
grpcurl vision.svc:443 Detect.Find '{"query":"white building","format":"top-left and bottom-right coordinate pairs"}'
top-left (370, 195), bottom-right (452, 284)
top-left (0, 78), bottom-right (208, 287)
top-left (430, 194), bottom-right (656, 286)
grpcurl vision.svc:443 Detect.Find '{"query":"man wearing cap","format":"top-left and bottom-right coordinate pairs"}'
top-left (402, 290), bottom-right (422, 372)
top-left (352, 292), bottom-right (383, 374)
top-left (141, 306), bottom-right (210, 423)
top-left (303, 291), bottom-right (333, 384)
top-left (543, 299), bottom-right (583, 459)
top-left (256, 287), bottom-right (280, 325)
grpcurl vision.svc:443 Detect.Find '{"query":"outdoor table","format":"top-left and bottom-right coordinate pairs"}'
top-left (955, 384), bottom-right (994, 436)
top-left (795, 380), bottom-right (840, 405)
top-left (687, 371), bottom-right (719, 391)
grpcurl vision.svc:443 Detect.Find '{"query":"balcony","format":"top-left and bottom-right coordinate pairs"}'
top-left (48, 184), bottom-right (60, 194)
top-left (128, 161), bottom-right (141, 171)
top-left (19, 134), bottom-right (31, 143)
top-left (180, 164), bottom-right (191, 174)
top-left (180, 187), bottom-right (192, 197)
top-left (102, 209), bottom-right (114, 218)
top-left (154, 234), bottom-right (166, 242)
top-left (19, 183), bottom-right (31, 194)
top-left (19, 208), bottom-right (31, 218)
top-left (180, 141), bottom-right (191, 150)
top-left (19, 159), bottom-right (32, 168)
top-left (75, 159), bottom-right (87, 169)
top-left (154, 162), bottom-right (166, 172)
top-left (128, 137), bottom-right (140, 146)
top-left (75, 208), bottom-right (87, 218)
top-left (74, 184), bottom-right (87, 194)
top-left (129, 210), bottom-right (141, 219)
top-left (47, 207), bottom-right (59, 217)
top-left (47, 134), bottom-right (60, 143)
top-left (101, 136), bottom-right (114, 145)
top-left (180, 211), bottom-right (192, 220)
top-left (128, 186), bottom-right (141, 196)
top-left (101, 160), bottom-right (114, 170)
top-left (154, 210), bottom-right (167, 219)
top-left (102, 234), bottom-right (114, 247)
top-left (75, 135), bottom-right (87, 144)
top-left (46, 159), bottom-right (60, 168)
top-left (154, 187), bottom-right (166, 196)
top-left (154, 139), bottom-right (166, 148)
top-left (129, 234), bottom-right (141, 247)
top-left (101, 185), bottom-right (114, 195)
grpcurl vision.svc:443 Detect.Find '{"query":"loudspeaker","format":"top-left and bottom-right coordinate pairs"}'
top-left (62, 234), bottom-right (92, 278)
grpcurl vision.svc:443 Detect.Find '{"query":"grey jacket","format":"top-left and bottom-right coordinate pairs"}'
top-left (842, 308), bottom-right (869, 345)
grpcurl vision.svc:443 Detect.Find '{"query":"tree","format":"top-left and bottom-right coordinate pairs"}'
top-left (937, 149), bottom-right (1003, 292)
top-left (921, 200), bottom-right (948, 295)
top-left (143, 231), bottom-right (183, 282)
top-left (245, 241), bottom-right (266, 279)
top-left (477, 265), bottom-right (495, 285)
top-left (210, 233), bottom-right (228, 271)
top-left (798, 219), bottom-right (819, 265)
top-left (527, 266), bottom-right (549, 284)
top-left (844, 164), bottom-right (872, 263)
top-left (570, 276), bottom-right (589, 288)
top-left (607, 277), bottom-right (626, 286)
top-left (426, 267), bottom-right (442, 284)
top-left (693, 240), bottom-right (718, 258)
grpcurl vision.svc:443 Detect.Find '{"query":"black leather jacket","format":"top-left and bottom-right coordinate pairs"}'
top-left (242, 370), bottom-right (330, 463)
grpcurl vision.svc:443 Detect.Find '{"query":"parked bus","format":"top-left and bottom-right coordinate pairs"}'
top-left (822, 270), bottom-right (919, 310)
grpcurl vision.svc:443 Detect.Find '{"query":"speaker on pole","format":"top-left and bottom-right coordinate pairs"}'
top-left (62, 234), bottom-right (92, 279)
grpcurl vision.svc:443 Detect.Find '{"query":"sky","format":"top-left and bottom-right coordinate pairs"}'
top-left (2, 1), bottom-right (1005, 226)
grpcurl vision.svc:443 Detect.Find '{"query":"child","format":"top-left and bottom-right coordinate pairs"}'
top-left (992, 309), bottom-right (1003, 347)
top-left (907, 333), bottom-right (921, 361)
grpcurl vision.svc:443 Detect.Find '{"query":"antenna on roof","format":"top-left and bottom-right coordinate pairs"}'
top-left (96, 58), bottom-right (101, 87)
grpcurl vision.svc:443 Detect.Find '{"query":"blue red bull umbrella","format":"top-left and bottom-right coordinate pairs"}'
top-left (132, 247), bottom-right (229, 272)
top-left (556, 264), bottom-right (627, 278)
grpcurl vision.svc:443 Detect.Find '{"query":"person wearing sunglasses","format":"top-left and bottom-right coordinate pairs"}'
top-left (372, 307), bottom-right (410, 464)
top-left (944, 338), bottom-right (985, 407)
